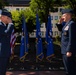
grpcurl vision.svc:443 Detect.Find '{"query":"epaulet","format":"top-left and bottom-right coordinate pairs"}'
top-left (68, 21), bottom-right (74, 26)
top-left (70, 20), bottom-right (74, 23)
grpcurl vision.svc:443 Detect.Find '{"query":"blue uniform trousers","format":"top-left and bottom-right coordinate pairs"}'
top-left (62, 54), bottom-right (76, 75)
top-left (0, 57), bottom-right (9, 75)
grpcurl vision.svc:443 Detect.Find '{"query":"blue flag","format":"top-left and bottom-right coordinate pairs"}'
top-left (20, 16), bottom-right (28, 61)
top-left (36, 14), bottom-right (44, 61)
top-left (46, 15), bottom-right (54, 62)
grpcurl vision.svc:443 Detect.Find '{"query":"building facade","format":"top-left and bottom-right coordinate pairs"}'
top-left (4, 0), bottom-right (63, 37)
top-left (6, 0), bottom-right (30, 6)
top-left (4, 0), bottom-right (30, 11)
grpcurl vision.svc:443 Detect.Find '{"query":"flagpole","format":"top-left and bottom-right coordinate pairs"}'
top-left (35, 12), bottom-right (44, 70)
top-left (35, 37), bottom-right (38, 70)
top-left (23, 15), bottom-right (26, 62)
top-left (20, 15), bottom-right (25, 62)
top-left (22, 15), bottom-right (28, 60)
top-left (45, 9), bottom-right (54, 63)
top-left (36, 8), bottom-right (38, 63)
top-left (35, 8), bottom-right (40, 70)
top-left (36, 14), bottom-right (38, 71)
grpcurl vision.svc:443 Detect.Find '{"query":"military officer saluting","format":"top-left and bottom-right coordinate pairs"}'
top-left (56, 9), bottom-right (76, 75)
top-left (0, 9), bottom-right (14, 75)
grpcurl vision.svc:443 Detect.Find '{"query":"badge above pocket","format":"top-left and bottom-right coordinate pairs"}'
top-left (64, 32), bottom-right (67, 35)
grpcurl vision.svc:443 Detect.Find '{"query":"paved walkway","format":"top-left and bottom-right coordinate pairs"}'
top-left (6, 71), bottom-right (65, 75)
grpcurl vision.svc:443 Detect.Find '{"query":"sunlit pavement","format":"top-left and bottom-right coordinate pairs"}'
top-left (6, 71), bottom-right (65, 75)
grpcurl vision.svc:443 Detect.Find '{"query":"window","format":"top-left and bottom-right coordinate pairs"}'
top-left (31, 32), bottom-right (34, 36)
top-left (41, 31), bottom-right (44, 36)
top-left (51, 23), bottom-right (53, 28)
top-left (60, 8), bottom-right (63, 12)
top-left (16, 8), bottom-right (19, 11)
top-left (21, 8), bottom-right (24, 10)
top-left (55, 16), bottom-right (58, 20)
top-left (41, 24), bottom-right (44, 28)
top-left (54, 31), bottom-right (56, 36)
top-left (56, 31), bottom-right (58, 35)
top-left (54, 31), bottom-right (58, 36)
top-left (54, 24), bottom-right (56, 28)
top-left (51, 16), bottom-right (53, 20)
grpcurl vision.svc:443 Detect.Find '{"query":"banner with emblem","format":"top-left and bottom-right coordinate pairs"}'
top-left (20, 16), bottom-right (29, 62)
top-left (46, 15), bottom-right (54, 62)
top-left (36, 14), bottom-right (44, 61)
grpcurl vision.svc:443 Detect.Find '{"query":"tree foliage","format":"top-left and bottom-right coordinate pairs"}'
top-left (30, 0), bottom-right (53, 24)
top-left (10, 0), bottom-right (76, 33)
top-left (11, 10), bottom-right (22, 32)
top-left (21, 8), bottom-right (36, 33)
top-left (0, 0), bottom-right (8, 9)
top-left (11, 8), bottom-right (36, 33)
top-left (30, 0), bottom-right (67, 25)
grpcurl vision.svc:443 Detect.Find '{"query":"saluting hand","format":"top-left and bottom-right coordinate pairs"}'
top-left (58, 14), bottom-right (65, 24)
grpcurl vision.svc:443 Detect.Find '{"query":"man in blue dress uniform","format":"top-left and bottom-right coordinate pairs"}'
top-left (0, 9), bottom-right (14, 75)
top-left (56, 9), bottom-right (76, 75)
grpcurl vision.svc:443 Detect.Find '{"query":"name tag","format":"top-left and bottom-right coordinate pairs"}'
top-left (64, 26), bottom-right (69, 30)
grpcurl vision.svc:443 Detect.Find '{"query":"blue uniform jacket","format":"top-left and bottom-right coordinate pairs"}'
top-left (56, 20), bottom-right (76, 54)
top-left (0, 22), bottom-right (14, 57)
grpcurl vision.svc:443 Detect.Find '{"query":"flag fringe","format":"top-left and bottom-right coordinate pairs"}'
top-left (20, 55), bottom-right (25, 62)
top-left (46, 54), bottom-right (54, 62)
top-left (24, 52), bottom-right (28, 57)
top-left (20, 52), bottom-right (28, 62)
top-left (36, 53), bottom-right (44, 61)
